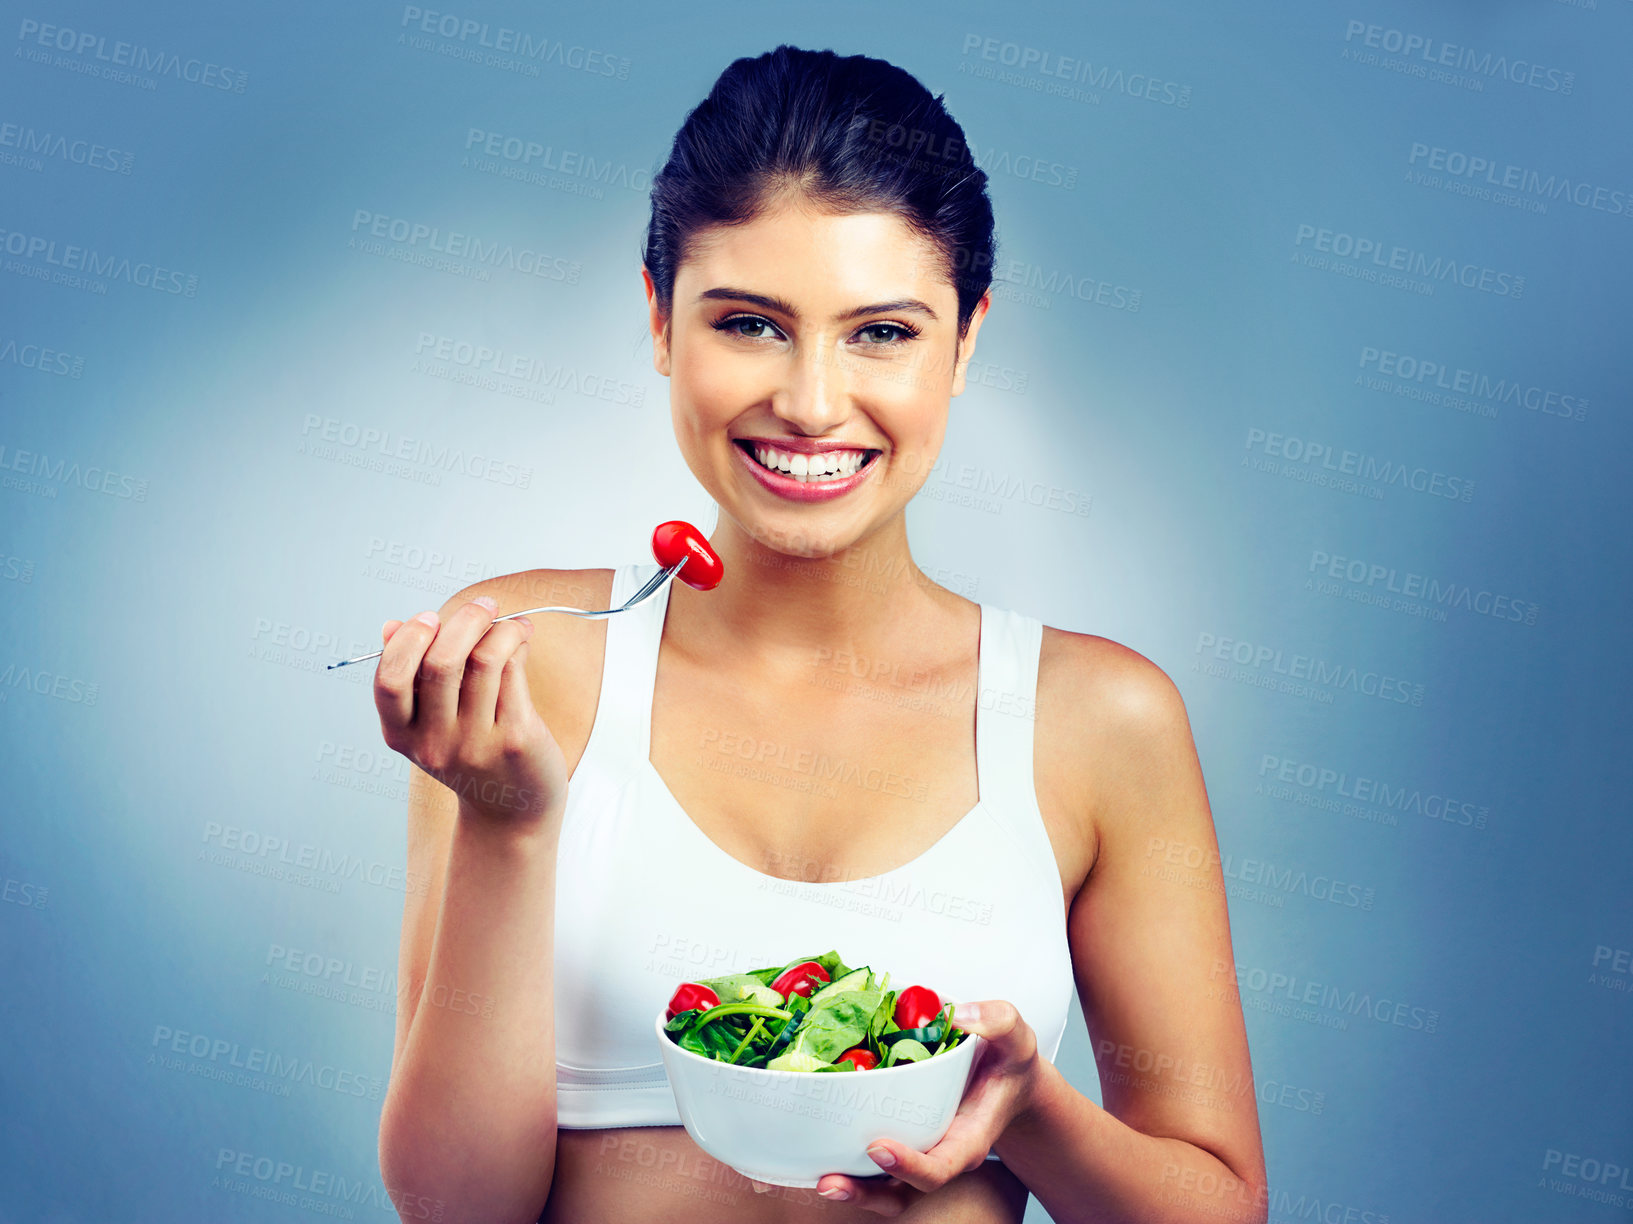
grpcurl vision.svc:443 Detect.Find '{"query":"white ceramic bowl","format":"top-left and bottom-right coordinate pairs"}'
top-left (653, 1008), bottom-right (984, 1188)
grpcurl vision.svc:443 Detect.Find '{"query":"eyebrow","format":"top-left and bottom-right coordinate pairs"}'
top-left (695, 286), bottom-right (940, 323)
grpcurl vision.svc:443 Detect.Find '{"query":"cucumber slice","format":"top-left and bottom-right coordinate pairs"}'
top-left (881, 1019), bottom-right (944, 1048)
top-left (695, 973), bottom-right (786, 1009)
top-left (764, 1006), bottom-right (807, 1059)
top-left (808, 966), bottom-right (871, 1004)
top-left (766, 1048), bottom-right (828, 1072)
top-left (882, 1038), bottom-right (933, 1068)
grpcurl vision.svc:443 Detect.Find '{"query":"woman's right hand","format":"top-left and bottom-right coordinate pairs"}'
top-left (374, 593), bottom-right (569, 826)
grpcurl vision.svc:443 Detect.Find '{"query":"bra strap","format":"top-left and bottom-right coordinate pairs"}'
top-left (579, 562), bottom-right (666, 784)
top-left (973, 606), bottom-right (1052, 868)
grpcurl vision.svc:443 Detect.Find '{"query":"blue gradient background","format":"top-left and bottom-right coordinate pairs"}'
top-left (1, 2), bottom-right (1628, 1221)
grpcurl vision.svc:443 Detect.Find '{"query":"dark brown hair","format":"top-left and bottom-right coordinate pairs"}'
top-left (642, 44), bottom-right (997, 343)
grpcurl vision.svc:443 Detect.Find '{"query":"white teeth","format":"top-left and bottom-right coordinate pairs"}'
top-left (748, 444), bottom-right (868, 482)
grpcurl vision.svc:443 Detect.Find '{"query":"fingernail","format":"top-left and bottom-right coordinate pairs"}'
top-left (473, 594), bottom-right (498, 612)
top-left (819, 1187), bottom-right (851, 1201)
top-left (952, 1002), bottom-right (980, 1025)
top-left (868, 1145), bottom-right (896, 1169)
top-left (413, 610), bottom-right (439, 627)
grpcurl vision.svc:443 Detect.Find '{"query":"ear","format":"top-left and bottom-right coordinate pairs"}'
top-left (643, 266), bottom-right (672, 377)
top-left (949, 291), bottom-right (992, 398)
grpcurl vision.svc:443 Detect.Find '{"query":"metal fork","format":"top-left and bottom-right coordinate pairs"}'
top-left (326, 557), bottom-right (687, 671)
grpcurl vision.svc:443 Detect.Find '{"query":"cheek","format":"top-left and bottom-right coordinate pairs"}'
top-left (674, 344), bottom-right (756, 423)
top-left (887, 385), bottom-right (948, 455)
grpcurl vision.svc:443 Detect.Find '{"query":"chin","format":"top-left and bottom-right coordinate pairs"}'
top-left (723, 501), bottom-right (861, 562)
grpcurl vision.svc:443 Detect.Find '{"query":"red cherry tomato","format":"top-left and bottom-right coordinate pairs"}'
top-left (894, 985), bottom-right (942, 1031)
top-left (836, 1046), bottom-right (878, 1071)
top-left (652, 520), bottom-right (724, 590)
top-left (769, 961), bottom-right (830, 1001)
top-left (666, 982), bottom-right (720, 1020)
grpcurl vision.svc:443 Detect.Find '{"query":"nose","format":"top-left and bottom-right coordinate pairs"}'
top-left (769, 340), bottom-right (849, 435)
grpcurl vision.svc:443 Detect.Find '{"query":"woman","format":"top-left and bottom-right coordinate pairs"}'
top-left (373, 44), bottom-right (1266, 1224)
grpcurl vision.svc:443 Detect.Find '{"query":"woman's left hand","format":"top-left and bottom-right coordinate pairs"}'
top-left (749, 999), bottom-right (1042, 1216)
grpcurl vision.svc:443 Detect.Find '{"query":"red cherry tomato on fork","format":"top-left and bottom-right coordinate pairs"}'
top-left (894, 985), bottom-right (942, 1031)
top-left (836, 1047), bottom-right (878, 1071)
top-left (666, 982), bottom-right (720, 1020)
top-left (652, 520), bottom-right (724, 591)
top-left (769, 961), bottom-right (830, 1001)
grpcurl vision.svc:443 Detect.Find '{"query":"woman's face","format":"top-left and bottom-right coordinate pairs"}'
top-left (645, 199), bottom-right (989, 560)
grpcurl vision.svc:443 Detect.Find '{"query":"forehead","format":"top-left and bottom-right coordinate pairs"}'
top-left (677, 203), bottom-right (949, 310)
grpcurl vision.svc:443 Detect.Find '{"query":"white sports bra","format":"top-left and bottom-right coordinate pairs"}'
top-left (553, 562), bottom-right (1076, 1131)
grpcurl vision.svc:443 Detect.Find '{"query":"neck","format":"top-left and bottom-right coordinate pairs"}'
top-left (666, 511), bottom-right (954, 666)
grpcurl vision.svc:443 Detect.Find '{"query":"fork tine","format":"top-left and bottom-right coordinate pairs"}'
top-left (622, 558), bottom-right (686, 608)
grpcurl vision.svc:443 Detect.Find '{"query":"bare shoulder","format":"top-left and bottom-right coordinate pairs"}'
top-left (1038, 626), bottom-right (1190, 743)
top-left (1036, 626), bottom-right (1198, 880)
top-left (442, 567), bottom-right (616, 776)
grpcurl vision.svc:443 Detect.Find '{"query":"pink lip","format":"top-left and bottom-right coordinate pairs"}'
top-left (732, 439), bottom-right (881, 503)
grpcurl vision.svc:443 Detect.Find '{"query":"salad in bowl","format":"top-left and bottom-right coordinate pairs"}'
top-left (662, 949), bottom-right (967, 1071)
top-left (654, 950), bottom-right (983, 1187)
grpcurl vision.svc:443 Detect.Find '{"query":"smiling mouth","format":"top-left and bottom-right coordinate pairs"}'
top-left (734, 440), bottom-right (882, 483)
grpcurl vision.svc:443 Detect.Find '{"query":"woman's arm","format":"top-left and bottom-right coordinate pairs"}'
top-left (993, 639), bottom-right (1267, 1224)
top-left (376, 584), bottom-right (565, 1224)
